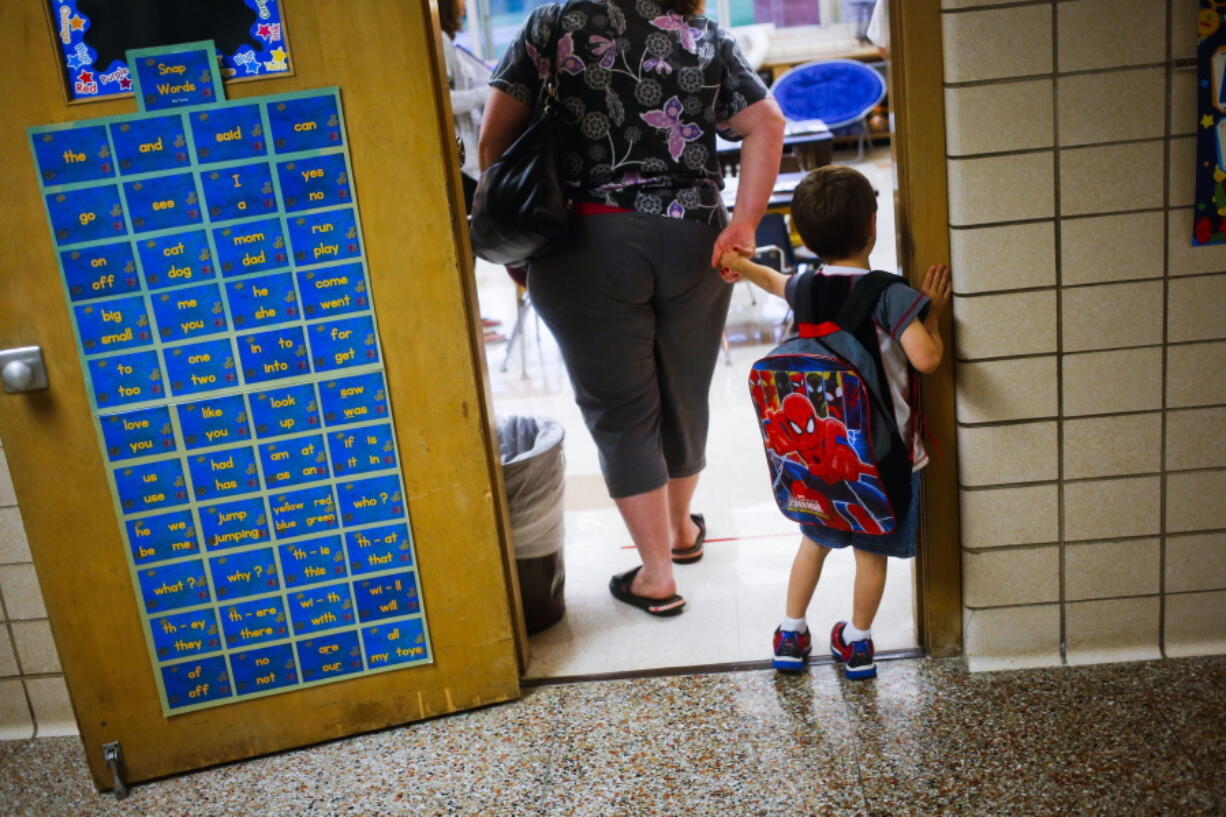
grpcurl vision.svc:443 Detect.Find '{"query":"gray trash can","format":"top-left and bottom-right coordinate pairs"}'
top-left (497, 415), bottom-right (566, 633)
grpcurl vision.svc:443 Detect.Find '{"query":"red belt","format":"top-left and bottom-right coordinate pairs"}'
top-left (573, 202), bottom-right (633, 216)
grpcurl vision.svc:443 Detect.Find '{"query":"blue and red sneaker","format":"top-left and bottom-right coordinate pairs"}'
top-left (772, 626), bottom-right (812, 672)
top-left (830, 621), bottom-right (876, 680)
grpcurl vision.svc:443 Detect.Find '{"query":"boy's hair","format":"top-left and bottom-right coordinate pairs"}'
top-left (790, 166), bottom-right (878, 261)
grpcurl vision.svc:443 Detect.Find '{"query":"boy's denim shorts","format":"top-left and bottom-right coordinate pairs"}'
top-left (801, 470), bottom-right (923, 558)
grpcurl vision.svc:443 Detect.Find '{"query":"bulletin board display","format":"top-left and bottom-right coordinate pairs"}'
top-left (28, 87), bottom-right (433, 716)
top-left (47, 0), bottom-right (290, 103)
top-left (1195, 0), bottom-right (1226, 245)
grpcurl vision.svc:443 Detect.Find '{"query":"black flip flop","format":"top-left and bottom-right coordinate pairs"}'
top-left (609, 566), bottom-right (686, 617)
top-left (670, 513), bottom-right (706, 564)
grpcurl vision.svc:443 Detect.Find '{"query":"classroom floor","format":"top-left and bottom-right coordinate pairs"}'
top-left (4, 655), bottom-right (1223, 815)
top-left (480, 147), bottom-right (910, 679)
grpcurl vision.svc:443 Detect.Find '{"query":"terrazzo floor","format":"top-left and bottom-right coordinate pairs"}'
top-left (3, 655), bottom-right (1224, 816)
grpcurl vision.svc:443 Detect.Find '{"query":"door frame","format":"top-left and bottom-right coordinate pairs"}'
top-left (425, 0), bottom-right (531, 673)
top-left (890, 0), bottom-right (963, 657)
top-left (438, 0), bottom-right (964, 663)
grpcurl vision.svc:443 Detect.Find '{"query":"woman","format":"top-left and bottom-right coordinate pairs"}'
top-left (440, 0), bottom-right (505, 340)
top-left (479, 0), bottom-right (785, 615)
top-left (440, 0), bottom-right (489, 207)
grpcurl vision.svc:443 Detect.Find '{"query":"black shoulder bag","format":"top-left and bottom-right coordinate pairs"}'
top-left (469, 6), bottom-right (570, 266)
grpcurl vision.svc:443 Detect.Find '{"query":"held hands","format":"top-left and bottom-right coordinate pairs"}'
top-left (920, 264), bottom-right (952, 316)
top-left (717, 245), bottom-right (754, 283)
top-left (711, 219), bottom-right (756, 270)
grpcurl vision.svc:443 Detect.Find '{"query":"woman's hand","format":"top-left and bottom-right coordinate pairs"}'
top-left (711, 219), bottom-right (756, 269)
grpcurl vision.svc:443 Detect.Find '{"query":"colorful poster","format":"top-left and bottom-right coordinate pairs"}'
top-left (1196, 2), bottom-right (1226, 245)
top-left (30, 86), bottom-right (430, 716)
top-left (48, 2), bottom-right (291, 103)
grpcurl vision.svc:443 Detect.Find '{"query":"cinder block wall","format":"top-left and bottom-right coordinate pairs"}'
top-left (0, 436), bottom-right (75, 738)
top-left (944, 0), bottom-right (1226, 670)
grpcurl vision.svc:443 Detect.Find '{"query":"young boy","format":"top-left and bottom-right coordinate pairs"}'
top-left (719, 165), bottom-right (951, 680)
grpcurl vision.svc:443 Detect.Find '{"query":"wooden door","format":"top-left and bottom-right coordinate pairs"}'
top-left (0, 0), bottom-right (521, 789)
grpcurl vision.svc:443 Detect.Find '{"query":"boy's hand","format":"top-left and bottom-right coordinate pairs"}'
top-left (921, 264), bottom-right (952, 315)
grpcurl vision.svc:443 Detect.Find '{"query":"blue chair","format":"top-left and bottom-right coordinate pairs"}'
top-left (770, 59), bottom-right (887, 161)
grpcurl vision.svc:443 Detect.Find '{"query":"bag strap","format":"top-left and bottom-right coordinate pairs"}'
top-left (793, 268), bottom-right (818, 325)
top-left (793, 268), bottom-right (905, 435)
top-left (539, 3), bottom-right (566, 111)
top-left (837, 270), bottom-right (899, 332)
top-left (796, 270), bottom-right (900, 338)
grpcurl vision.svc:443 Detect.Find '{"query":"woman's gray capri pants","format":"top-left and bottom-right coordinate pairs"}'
top-left (528, 211), bottom-right (732, 499)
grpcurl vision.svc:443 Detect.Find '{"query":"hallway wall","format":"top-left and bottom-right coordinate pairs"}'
top-left (943, 0), bottom-right (1226, 670)
top-left (0, 434), bottom-right (74, 738)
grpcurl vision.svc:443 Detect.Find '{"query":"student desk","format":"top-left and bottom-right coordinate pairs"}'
top-left (716, 119), bottom-right (833, 178)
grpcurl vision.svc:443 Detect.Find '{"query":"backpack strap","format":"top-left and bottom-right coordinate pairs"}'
top-left (796, 270), bottom-right (901, 338)
top-left (837, 270), bottom-right (901, 332)
top-left (793, 269), bottom-right (914, 516)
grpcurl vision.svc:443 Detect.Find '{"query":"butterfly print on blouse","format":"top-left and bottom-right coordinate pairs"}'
top-left (641, 96), bottom-right (703, 161)
top-left (557, 33), bottom-right (585, 75)
top-left (589, 35), bottom-right (617, 69)
top-left (644, 55), bottom-right (673, 75)
top-left (524, 40), bottom-right (551, 80)
top-left (650, 12), bottom-right (704, 54)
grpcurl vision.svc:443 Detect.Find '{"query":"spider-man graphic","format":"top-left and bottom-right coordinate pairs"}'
top-left (750, 367), bottom-right (890, 534)
top-left (761, 392), bottom-right (868, 486)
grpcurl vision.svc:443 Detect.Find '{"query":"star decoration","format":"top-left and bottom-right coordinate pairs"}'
top-left (1203, 113), bottom-right (1216, 129)
top-left (119, 77), bottom-right (132, 90)
top-left (66, 52), bottom-right (87, 70)
top-left (244, 59), bottom-right (261, 75)
top-left (269, 47), bottom-right (288, 64)
top-left (77, 69), bottom-right (94, 83)
top-left (257, 23), bottom-right (273, 39)
top-left (68, 15), bottom-right (85, 31)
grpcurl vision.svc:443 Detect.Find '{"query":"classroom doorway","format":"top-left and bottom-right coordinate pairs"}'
top-left (480, 149), bottom-right (915, 680)
top-left (447, 0), bottom-right (961, 678)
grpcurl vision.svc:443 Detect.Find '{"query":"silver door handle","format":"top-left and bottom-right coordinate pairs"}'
top-left (0, 347), bottom-right (49, 393)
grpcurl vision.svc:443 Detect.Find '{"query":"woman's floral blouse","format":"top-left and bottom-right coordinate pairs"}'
top-left (490, 0), bottom-right (770, 224)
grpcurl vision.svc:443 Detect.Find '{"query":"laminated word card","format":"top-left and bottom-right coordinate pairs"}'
top-left (29, 84), bottom-right (433, 715)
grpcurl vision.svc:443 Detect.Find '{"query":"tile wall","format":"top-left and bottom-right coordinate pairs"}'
top-left (0, 434), bottom-right (75, 738)
top-left (944, 0), bottom-right (1226, 670)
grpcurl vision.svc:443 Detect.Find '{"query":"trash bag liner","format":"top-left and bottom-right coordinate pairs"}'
top-left (497, 415), bottom-right (566, 633)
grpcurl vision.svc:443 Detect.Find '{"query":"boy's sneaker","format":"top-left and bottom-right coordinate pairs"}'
top-left (830, 621), bottom-right (877, 680)
top-left (772, 627), bottom-right (812, 672)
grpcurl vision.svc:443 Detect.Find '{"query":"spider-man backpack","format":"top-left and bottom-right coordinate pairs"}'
top-left (749, 270), bottom-right (913, 534)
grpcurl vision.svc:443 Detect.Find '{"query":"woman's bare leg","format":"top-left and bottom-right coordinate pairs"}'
top-left (665, 473), bottom-right (702, 553)
top-left (614, 484), bottom-right (677, 599)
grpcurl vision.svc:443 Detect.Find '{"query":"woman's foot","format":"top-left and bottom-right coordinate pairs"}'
top-left (671, 513), bottom-right (705, 563)
top-left (610, 566), bottom-right (685, 616)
